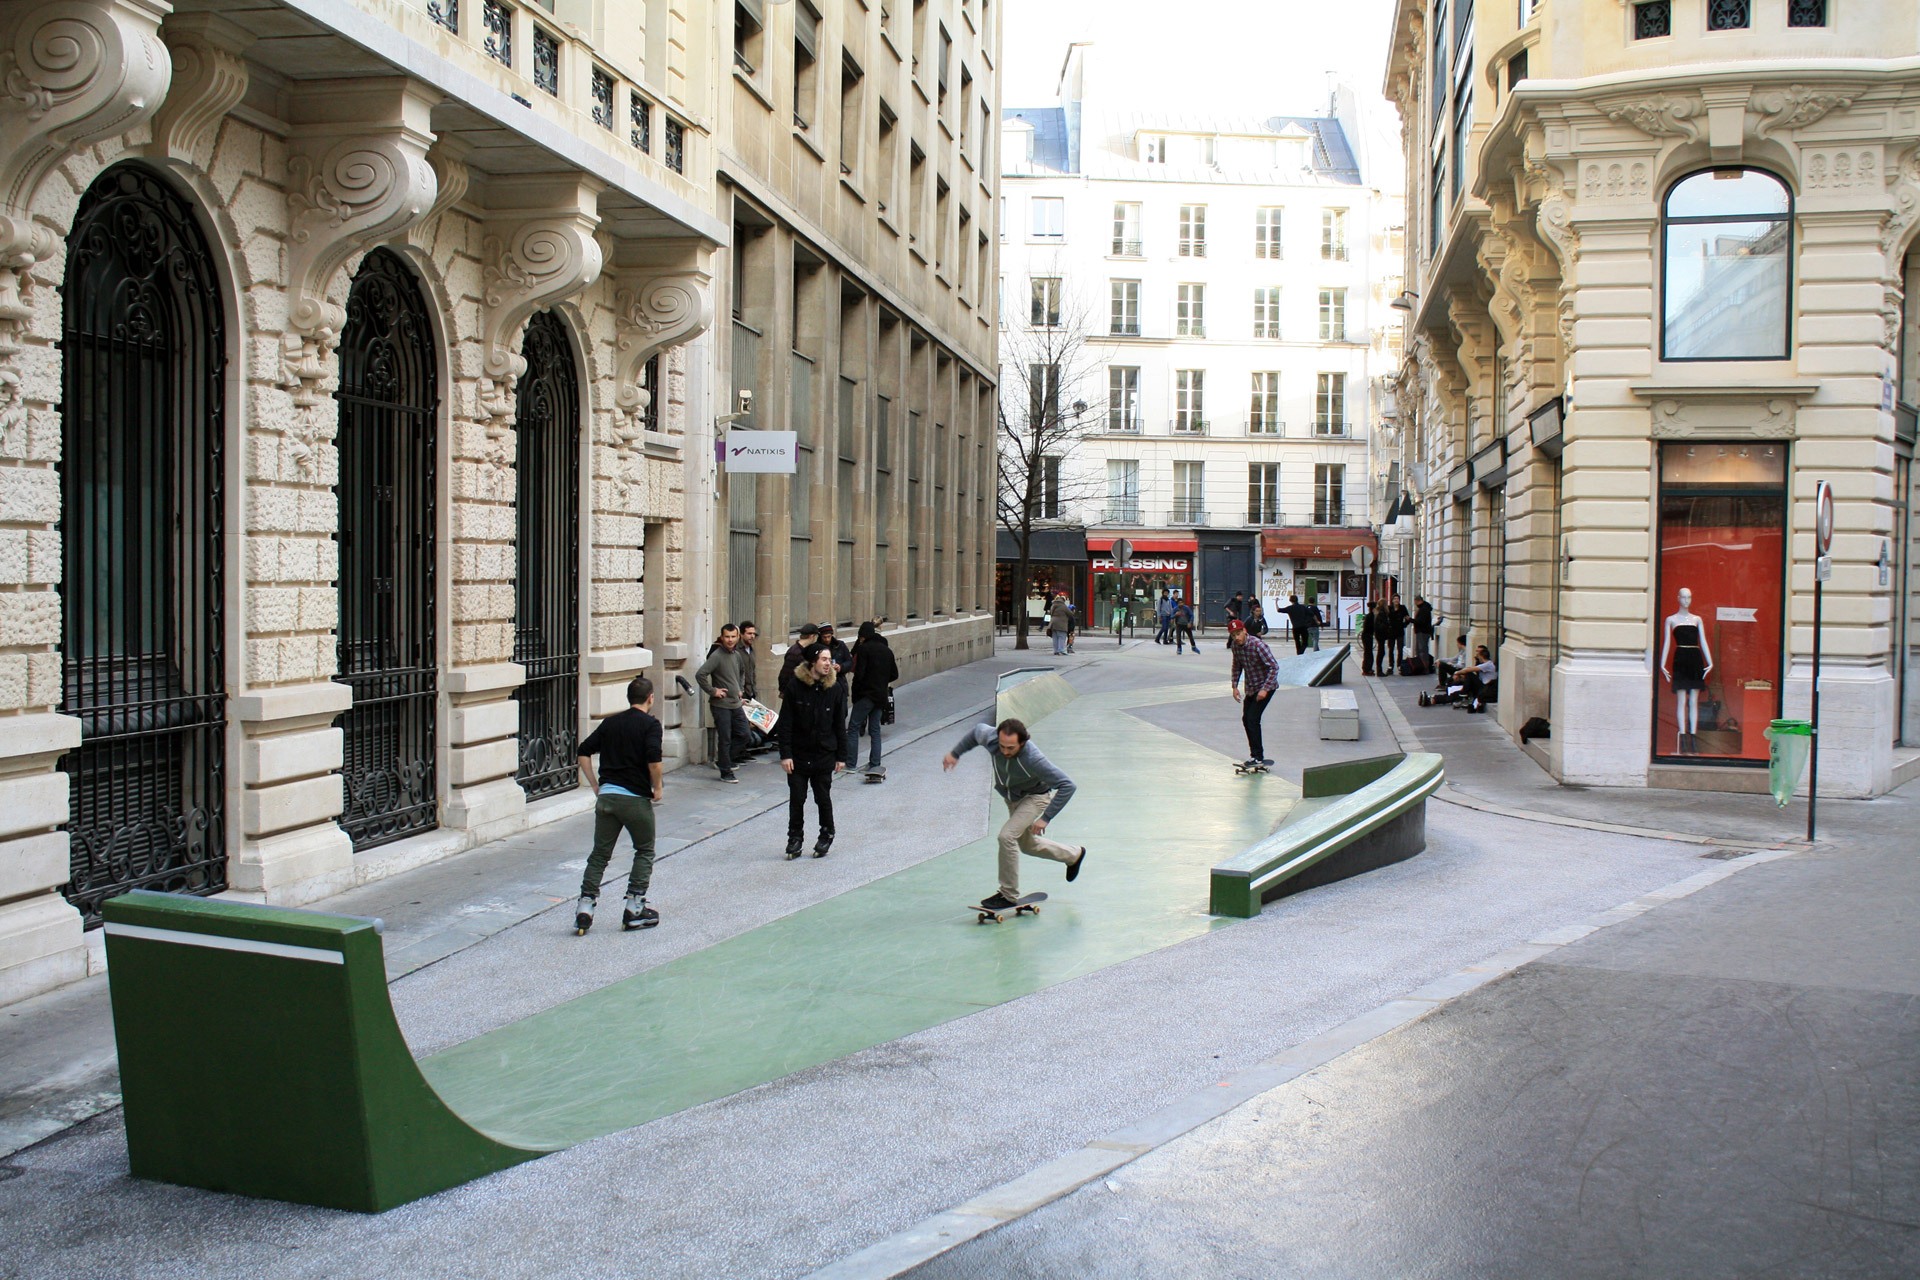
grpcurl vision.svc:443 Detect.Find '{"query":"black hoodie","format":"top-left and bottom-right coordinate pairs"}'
top-left (850, 635), bottom-right (899, 704)
top-left (777, 662), bottom-right (848, 765)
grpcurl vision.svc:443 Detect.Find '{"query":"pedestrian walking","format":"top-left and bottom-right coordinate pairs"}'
top-left (1247, 599), bottom-right (1270, 637)
top-left (844, 620), bottom-right (899, 776)
top-left (1049, 592), bottom-right (1072, 656)
top-left (1360, 601), bottom-right (1377, 676)
top-left (1282, 594), bottom-right (1313, 655)
top-left (943, 717), bottom-right (1086, 910)
top-left (1228, 620), bottom-right (1278, 769)
top-left (779, 622), bottom-right (822, 700)
top-left (695, 623), bottom-right (751, 783)
top-left (571, 676), bottom-right (665, 935)
top-left (1413, 596), bottom-right (1435, 663)
top-left (1172, 595), bottom-right (1198, 653)
top-left (1226, 591), bottom-right (1246, 627)
top-left (816, 621), bottom-right (853, 674)
top-left (1155, 589), bottom-right (1174, 644)
top-left (1065, 600), bottom-right (1079, 653)
top-left (778, 645), bottom-right (848, 858)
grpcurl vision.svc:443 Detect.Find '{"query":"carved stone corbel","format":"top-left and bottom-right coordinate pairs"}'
top-left (280, 79), bottom-right (439, 475)
top-left (1752, 84), bottom-right (1858, 141)
top-left (606, 249), bottom-right (712, 504)
top-left (477, 180), bottom-right (604, 437)
top-left (1599, 93), bottom-right (1705, 142)
top-left (0, 0), bottom-right (171, 345)
top-left (147, 11), bottom-right (252, 167)
top-left (405, 134), bottom-right (470, 251)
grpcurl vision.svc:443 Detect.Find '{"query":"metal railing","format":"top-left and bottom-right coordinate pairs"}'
top-left (1104, 417), bottom-right (1143, 434)
top-left (1109, 321), bottom-right (1141, 336)
top-left (1105, 500), bottom-right (1142, 523)
top-left (1171, 418), bottom-right (1209, 436)
top-left (1247, 418), bottom-right (1284, 435)
top-left (1111, 239), bottom-right (1144, 256)
top-left (1170, 506), bottom-right (1209, 526)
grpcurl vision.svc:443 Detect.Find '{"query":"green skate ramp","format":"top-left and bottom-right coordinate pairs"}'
top-left (102, 891), bottom-right (550, 1212)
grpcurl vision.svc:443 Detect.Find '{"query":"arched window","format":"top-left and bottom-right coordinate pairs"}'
top-left (61, 164), bottom-right (228, 925)
top-left (1662, 168), bottom-right (1792, 361)
top-left (512, 310), bottom-right (582, 800)
top-left (336, 249), bottom-right (438, 848)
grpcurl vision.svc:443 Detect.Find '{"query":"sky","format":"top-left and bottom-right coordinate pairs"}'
top-left (998, 0), bottom-right (1400, 119)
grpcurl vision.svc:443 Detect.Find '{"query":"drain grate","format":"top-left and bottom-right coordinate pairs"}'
top-left (1697, 847), bottom-right (1748, 861)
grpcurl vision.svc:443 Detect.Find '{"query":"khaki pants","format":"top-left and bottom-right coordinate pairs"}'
top-left (997, 792), bottom-right (1079, 899)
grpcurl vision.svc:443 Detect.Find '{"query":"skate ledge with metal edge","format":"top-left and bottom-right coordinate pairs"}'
top-left (1209, 752), bottom-right (1445, 918)
top-left (101, 891), bottom-right (552, 1213)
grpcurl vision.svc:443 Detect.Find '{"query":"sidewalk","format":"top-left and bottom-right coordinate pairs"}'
top-left (0, 638), bottom-right (1069, 1159)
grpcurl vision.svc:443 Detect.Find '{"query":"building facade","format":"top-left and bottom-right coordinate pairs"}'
top-left (998, 46), bottom-right (1403, 635)
top-left (0, 0), bottom-right (997, 1008)
top-left (1385, 0), bottom-right (1920, 796)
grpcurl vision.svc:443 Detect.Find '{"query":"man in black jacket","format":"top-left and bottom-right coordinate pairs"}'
top-left (1282, 594), bottom-right (1315, 655)
top-left (1385, 595), bottom-right (1411, 675)
top-left (777, 646), bottom-right (848, 858)
top-left (778, 622), bottom-right (821, 700)
top-left (572, 676), bottom-right (665, 934)
top-left (844, 621), bottom-right (900, 776)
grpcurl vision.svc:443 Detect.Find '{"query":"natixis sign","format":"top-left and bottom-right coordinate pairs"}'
top-left (722, 430), bottom-right (798, 473)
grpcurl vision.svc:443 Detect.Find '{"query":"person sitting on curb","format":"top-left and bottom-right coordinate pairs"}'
top-left (943, 717), bottom-right (1086, 911)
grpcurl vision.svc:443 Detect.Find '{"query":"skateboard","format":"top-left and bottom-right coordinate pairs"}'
top-left (967, 892), bottom-right (1047, 924)
top-left (863, 766), bottom-right (886, 784)
top-left (1233, 761), bottom-right (1272, 776)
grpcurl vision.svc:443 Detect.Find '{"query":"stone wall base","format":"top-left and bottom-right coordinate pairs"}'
top-left (1550, 653), bottom-right (1655, 788)
top-left (1782, 662), bottom-right (1894, 800)
top-left (0, 895), bottom-right (87, 1008)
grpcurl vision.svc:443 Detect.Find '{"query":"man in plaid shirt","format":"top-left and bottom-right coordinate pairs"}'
top-left (1228, 619), bottom-right (1279, 768)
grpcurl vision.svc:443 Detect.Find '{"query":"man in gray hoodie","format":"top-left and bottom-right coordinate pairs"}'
top-left (943, 717), bottom-right (1088, 910)
top-left (695, 623), bottom-right (751, 783)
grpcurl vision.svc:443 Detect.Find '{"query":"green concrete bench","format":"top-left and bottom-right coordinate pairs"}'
top-left (1209, 752), bottom-right (1444, 917)
top-left (102, 891), bottom-right (551, 1212)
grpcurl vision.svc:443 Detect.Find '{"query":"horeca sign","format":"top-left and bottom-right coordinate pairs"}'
top-left (723, 430), bottom-right (799, 473)
top-left (1092, 557), bottom-right (1189, 572)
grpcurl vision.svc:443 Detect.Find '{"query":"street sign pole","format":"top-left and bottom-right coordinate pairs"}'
top-left (1110, 538), bottom-right (1134, 645)
top-left (1809, 481), bottom-right (1834, 841)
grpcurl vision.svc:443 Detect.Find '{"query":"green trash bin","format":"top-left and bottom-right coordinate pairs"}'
top-left (1764, 719), bottom-right (1812, 809)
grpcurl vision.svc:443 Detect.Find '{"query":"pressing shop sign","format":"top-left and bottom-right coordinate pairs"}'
top-left (723, 430), bottom-right (798, 473)
top-left (1092, 556), bottom-right (1189, 572)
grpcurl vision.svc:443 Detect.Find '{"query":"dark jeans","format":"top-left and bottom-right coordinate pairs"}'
top-left (712, 704), bottom-right (748, 772)
top-left (1386, 635), bottom-right (1405, 673)
top-left (581, 792), bottom-right (656, 899)
top-left (1437, 661), bottom-right (1461, 690)
top-left (787, 761), bottom-right (836, 840)
top-left (845, 696), bottom-right (884, 769)
top-left (1241, 690), bottom-right (1272, 761)
top-left (1175, 623), bottom-right (1196, 652)
top-left (1292, 628), bottom-right (1309, 655)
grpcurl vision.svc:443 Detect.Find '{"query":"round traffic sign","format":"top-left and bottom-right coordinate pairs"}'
top-left (1110, 537), bottom-right (1134, 569)
top-left (1814, 482), bottom-right (1834, 557)
top-left (1351, 546), bottom-right (1375, 572)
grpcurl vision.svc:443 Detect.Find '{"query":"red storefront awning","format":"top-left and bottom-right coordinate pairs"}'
top-left (1086, 537), bottom-right (1198, 554)
top-left (1260, 528), bottom-right (1379, 560)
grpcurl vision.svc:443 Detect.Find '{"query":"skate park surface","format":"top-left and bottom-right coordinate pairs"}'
top-left (6, 638), bottom-right (1910, 1279)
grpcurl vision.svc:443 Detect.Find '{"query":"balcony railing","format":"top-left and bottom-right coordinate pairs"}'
top-left (1109, 321), bottom-right (1141, 336)
top-left (1247, 418), bottom-right (1284, 435)
top-left (1171, 419), bottom-right (1208, 436)
top-left (1179, 241), bottom-right (1207, 257)
top-left (1106, 500), bottom-right (1142, 523)
top-left (1247, 506), bottom-right (1281, 525)
top-left (1105, 417), bottom-right (1143, 434)
top-left (1170, 506), bottom-right (1209, 526)
top-left (1313, 421), bottom-right (1351, 438)
top-left (1111, 239), bottom-right (1144, 256)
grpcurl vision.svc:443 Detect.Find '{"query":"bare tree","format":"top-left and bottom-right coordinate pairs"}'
top-left (997, 286), bottom-right (1110, 650)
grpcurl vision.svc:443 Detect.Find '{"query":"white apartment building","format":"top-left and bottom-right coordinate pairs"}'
top-left (998, 45), bottom-right (1404, 634)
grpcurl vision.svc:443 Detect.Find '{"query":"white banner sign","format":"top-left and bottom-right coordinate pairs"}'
top-left (723, 430), bottom-right (799, 473)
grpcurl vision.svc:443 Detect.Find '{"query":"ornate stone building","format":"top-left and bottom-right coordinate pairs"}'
top-left (1385, 0), bottom-right (1920, 799)
top-left (0, 0), bottom-right (997, 1007)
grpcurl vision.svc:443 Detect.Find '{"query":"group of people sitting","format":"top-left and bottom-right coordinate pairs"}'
top-left (1422, 634), bottom-right (1499, 713)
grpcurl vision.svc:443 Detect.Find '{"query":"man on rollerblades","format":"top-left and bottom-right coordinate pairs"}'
top-left (572, 676), bottom-right (665, 934)
top-left (1228, 619), bottom-right (1278, 771)
top-left (943, 717), bottom-right (1087, 911)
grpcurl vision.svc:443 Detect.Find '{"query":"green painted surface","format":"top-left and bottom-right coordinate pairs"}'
top-left (102, 891), bottom-right (547, 1213)
top-left (1301, 753), bottom-right (1406, 799)
top-left (419, 680), bottom-right (1300, 1148)
top-left (1211, 753), bottom-right (1445, 917)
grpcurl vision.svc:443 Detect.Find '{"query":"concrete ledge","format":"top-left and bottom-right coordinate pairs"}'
top-left (1646, 763), bottom-right (1770, 795)
top-left (1210, 752), bottom-right (1444, 917)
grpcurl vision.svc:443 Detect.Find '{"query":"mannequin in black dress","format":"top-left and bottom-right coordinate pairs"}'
top-left (1659, 587), bottom-right (1714, 754)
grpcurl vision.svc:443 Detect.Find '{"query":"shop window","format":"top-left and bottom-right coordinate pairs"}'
top-left (1654, 443), bottom-right (1786, 764)
top-left (1662, 169), bottom-right (1791, 361)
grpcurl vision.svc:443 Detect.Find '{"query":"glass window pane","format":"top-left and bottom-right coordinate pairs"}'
top-left (1663, 218), bottom-right (1790, 360)
top-left (1667, 169), bottom-right (1790, 220)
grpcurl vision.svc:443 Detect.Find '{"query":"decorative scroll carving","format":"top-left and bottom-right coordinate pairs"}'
top-left (1752, 84), bottom-right (1858, 140)
top-left (1880, 147), bottom-right (1920, 259)
top-left (1600, 94), bottom-right (1704, 142)
top-left (0, 0), bottom-right (171, 343)
top-left (1535, 194), bottom-right (1578, 281)
top-left (148, 12), bottom-right (251, 165)
top-left (1648, 397), bottom-right (1800, 440)
top-left (612, 267), bottom-right (712, 428)
top-left (406, 134), bottom-right (470, 250)
top-left (477, 208), bottom-right (602, 421)
top-left (280, 85), bottom-right (439, 472)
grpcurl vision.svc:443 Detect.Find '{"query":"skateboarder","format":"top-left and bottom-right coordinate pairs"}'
top-left (573, 676), bottom-right (665, 933)
top-left (943, 717), bottom-right (1087, 911)
top-left (1228, 619), bottom-right (1278, 769)
top-left (778, 645), bottom-right (848, 858)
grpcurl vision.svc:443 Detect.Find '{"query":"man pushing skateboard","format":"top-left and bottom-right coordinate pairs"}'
top-left (943, 717), bottom-right (1088, 912)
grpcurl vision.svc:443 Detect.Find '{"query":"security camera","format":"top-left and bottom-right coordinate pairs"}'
top-left (737, 389), bottom-right (753, 414)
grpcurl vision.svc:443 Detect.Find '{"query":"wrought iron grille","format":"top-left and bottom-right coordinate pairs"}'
top-left (483, 0), bottom-right (511, 64)
top-left (591, 68), bottom-right (614, 128)
top-left (428, 0), bottom-right (458, 32)
top-left (664, 118), bottom-right (685, 172)
top-left (1633, 2), bottom-right (1671, 38)
top-left (336, 250), bottom-right (439, 849)
top-left (1706, 0), bottom-right (1750, 30)
top-left (1787, 0), bottom-right (1826, 25)
top-left (631, 93), bottom-right (651, 152)
top-left (532, 25), bottom-right (559, 94)
top-left (512, 312), bottom-right (582, 801)
top-left (60, 165), bottom-right (228, 928)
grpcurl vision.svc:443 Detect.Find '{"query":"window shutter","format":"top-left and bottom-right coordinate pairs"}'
top-left (739, 0), bottom-right (766, 24)
top-left (795, 3), bottom-right (819, 56)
